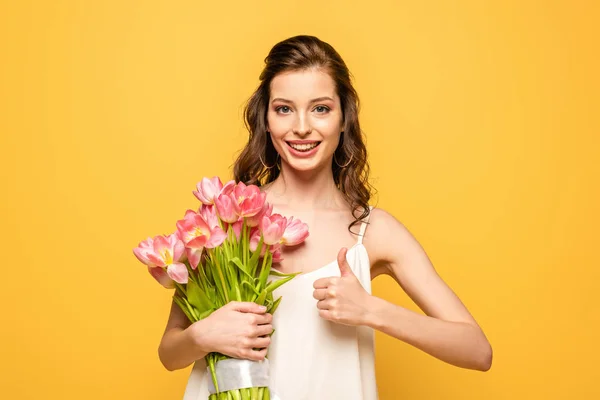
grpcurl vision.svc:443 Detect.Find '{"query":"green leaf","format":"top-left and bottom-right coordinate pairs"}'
top-left (269, 269), bottom-right (301, 278)
top-left (178, 295), bottom-right (199, 322)
top-left (197, 308), bottom-right (215, 320)
top-left (257, 252), bottom-right (272, 292)
top-left (186, 278), bottom-right (215, 312)
top-left (241, 280), bottom-right (260, 296)
top-left (172, 295), bottom-right (195, 323)
top-left (256, 288), bottom-right (267, 305)
top-left (230, 257), bottom-right (253, 280)
top-left (264, 275), bottom-right (296, 294)
top-left (268, 296), bottom-right (282, 315)
top-left (248, 235), bottom-right (263, 275)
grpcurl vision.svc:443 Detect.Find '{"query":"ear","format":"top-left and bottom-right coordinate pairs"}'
top-left (337, 247), bottom-right (354, 277)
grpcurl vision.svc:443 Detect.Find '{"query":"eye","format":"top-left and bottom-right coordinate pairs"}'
top-left (314, 105), bottom-right (330, 113)
top-left (275, 106), bottom-right (291, 114)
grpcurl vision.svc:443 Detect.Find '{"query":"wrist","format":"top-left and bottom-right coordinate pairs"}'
top-left (363, 295), bottom-right (388, 330)
top-left (187, 319), bottom-right (213, 356)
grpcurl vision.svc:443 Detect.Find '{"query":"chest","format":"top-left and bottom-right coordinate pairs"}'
top-left (273, 208), bottom-right (360, 274)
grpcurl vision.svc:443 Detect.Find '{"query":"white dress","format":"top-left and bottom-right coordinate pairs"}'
top-left (183, 209), bottom-right (378, 399)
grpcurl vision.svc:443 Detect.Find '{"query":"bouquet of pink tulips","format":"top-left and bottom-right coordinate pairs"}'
top-left (133, 177), bottom-right (308, 400)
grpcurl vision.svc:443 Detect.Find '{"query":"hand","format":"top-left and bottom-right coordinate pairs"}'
top-left (188, 301), bottom-right (273, 361)
top-left (313, 247), bottom-right (372, 326)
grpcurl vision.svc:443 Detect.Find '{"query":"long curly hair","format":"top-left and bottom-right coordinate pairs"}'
top-left (233, 35), bottom-right (373, 234)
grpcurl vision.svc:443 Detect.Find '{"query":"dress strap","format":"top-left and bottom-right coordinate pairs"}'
top-left (357, 206), bottom-right (374, 245)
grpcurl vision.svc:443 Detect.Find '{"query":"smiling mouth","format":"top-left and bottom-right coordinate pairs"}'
top-left (286, 142), bottom-right (321, 152)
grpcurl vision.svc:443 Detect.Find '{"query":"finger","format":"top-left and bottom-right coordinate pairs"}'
top-left (316, 298), bottom-right (335, 310)
top-left (245, 347), bottom-right (268, 361)
top-left (314, 288), bottom-right (337, 301)
top-left (231, 301), bottom-right (267, 314)
top-left (318, 309), bottom-right (334, 321)
top-left (249, 336), bottom-right (271, 349)
top-left (337, 247), bottom-right (353, 277)
top-left (254, 324), bottom-right (274, 337)
top-left (249, 312), bottom-right (272, 325)
top-left (312, 288), bottom-right (328, 301)
top-left (313, 276), bottom-right (339, 289)
top-left (313, 277), bottom-right (328, 289)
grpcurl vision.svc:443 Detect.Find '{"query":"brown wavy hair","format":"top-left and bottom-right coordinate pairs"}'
top-left (233, 35), bottom-right (373, 234)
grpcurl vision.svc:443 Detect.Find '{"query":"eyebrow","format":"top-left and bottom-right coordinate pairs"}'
top-left (271, 96), bottom-right (335, 104)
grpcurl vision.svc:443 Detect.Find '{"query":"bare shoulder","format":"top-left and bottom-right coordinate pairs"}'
top-left (363, 207), bottom-right (424, 277)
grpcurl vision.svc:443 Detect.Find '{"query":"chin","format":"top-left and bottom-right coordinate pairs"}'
top-left (284, 157), bottom-right (329, 173)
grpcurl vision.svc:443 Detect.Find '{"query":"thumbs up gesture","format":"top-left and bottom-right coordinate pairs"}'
top-left (313, 247), bottom-right (373, 326)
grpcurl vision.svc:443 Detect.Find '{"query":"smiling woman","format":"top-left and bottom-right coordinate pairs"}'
top-left (234, 36), bottom-right (371, 234)
top-left (268, 71), bottom-right (342, 167)
top-left (158, 35), bottom-right (492, 400)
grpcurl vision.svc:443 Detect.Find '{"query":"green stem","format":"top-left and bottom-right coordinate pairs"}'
top-left (207, 353), bottom-right (219, 393)
top-left (242, 218), bottom-right (247, 268)
top-left (214, 251), bottom-right (230, 303)
top-left (182, 296), bottom-right (199, 321)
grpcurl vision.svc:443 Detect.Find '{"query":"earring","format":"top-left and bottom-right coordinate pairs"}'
top-left (334, 151), bottom-right (353, 168)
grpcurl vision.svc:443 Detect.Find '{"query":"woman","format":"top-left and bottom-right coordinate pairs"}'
top-left (159, 35), bottom-right (492, 399)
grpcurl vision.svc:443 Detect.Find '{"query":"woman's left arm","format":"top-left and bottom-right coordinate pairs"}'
top-left (313, 208), bottom-right (493, 371)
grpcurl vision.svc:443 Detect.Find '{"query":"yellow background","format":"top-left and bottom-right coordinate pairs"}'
top-left (1, 1), bottom-right (598, 399)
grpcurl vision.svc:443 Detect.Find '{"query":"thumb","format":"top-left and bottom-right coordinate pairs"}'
top-left (337, 247), bottom-right (354, 277)
top-left (229, 301), bottom-right (267, 314)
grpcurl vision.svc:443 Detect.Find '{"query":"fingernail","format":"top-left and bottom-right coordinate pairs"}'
top-left (259, 306), bottom-right (267, 311)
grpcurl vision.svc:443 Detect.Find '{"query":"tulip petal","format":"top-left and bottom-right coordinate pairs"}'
top-left (221, 180), bottom-right (236, 195)
top-left (282, 217), bottom-right (310, 246)
top-left (186, 248), bottom-right (202, 270)
top-left (133, 247), bottom-right (153, 266)
top-left (167, 262), bottom-right (189, 284)
top-left (187, 236), bottom-right (207, 249)
top-left (148, 266), bottom-right (176, 289)
top-left (205, 227), bottom-right (227, 248)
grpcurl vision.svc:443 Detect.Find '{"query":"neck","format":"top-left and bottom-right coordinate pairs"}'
top-left (265, 161), bottom-right (344, 210)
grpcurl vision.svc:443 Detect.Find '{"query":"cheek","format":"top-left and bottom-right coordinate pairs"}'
top-left (267, 113), bottom-right (289, 135)
top-left (312, 113), bottom-right (343, 134)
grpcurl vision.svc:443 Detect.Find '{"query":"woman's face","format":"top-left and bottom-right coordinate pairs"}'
top-left (266, 68), bottom-right (343, 173)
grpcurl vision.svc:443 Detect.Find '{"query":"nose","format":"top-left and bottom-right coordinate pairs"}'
top-left (292, 114), bottom-right (312, 136)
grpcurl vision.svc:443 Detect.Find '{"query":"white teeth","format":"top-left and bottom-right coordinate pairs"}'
top-left (289, 143), bottom-right (318, 151)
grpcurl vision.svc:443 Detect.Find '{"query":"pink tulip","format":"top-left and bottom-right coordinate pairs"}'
top-left (215, 193), bottom-right (239, 224)
top-left (199, 204), bottom-right (220, 230)
top-left (192, 177), bottom-right (230, 205)
top-left (134, 237), bottom-right (182, 285)
top-left (271, 246), bottom-right (283, 263)
top-left (221, 179), bottom-right (236, 196)
top-left (246, 202), bottom-right (273, 228)
top-left (147, 265), bottom-right (176, 289)
top-left (133, 237), bottom-right (157, 267)
top-left (231, 182), bottom-right (266, 218)
top-left (281, 217), bottom-right (310, 246)
top-left (138, 234), bottom-right (184, 267)
top-left (176, 210), bottom-right (227, 268)
top-left (249, 228), bottom-right (267, 256)
top-left (135, 233), bottom-right (188, 284)
top-left (260, 214), bottom-right (287, 245)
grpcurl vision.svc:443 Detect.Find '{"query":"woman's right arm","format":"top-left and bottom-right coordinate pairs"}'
top-left (158, 300), bottom-right (273, 371)
top-left (158, 300), bottom-right (206, 371)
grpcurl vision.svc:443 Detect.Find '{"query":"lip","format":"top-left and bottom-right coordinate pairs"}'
top-left (285, 141), bottom-right (321, 158)
top-left (286, 140), bottom-right (320, 145)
